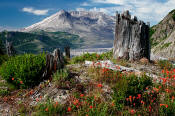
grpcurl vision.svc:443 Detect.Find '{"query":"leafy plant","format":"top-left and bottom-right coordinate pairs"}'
top-left (0, 53), bottom-right (46, 88)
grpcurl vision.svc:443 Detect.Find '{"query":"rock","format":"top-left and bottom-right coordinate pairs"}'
top-left (140, 57), bottom-right (149, 64)
top-left (113, 10), bottom-right (150, 61)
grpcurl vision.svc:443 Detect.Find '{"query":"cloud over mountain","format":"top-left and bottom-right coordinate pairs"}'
top-left (77, 0), bottom-right (175, 25)
top-left (22, 7), bottom-right (49, 15)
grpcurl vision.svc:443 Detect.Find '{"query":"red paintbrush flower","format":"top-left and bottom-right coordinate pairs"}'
top-left (67, 107), bottom-right (71, 112)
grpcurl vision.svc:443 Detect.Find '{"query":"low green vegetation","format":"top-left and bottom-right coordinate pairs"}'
top-left (157, 60), bottom-right (174, 70)
top-left (172, 12), bottom-right (175, 21)
top-left (32, 100), bottom-right (66, 116)
top-left (160, 42), bottom-right (172, 50)
top-left (0, 31), bottom-right (84, 54)
top-left (0, 53), bottom-right (46, 88)
top-left (149, 28), bottom-right (157, 47)
top-left (71, 50), bottom-right (113, 64)
top-left (0, 55), bottom-right (8, 65)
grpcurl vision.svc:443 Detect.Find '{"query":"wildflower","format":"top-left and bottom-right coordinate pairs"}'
top-left (130, 109), bottom-right (135, 114)
top-left (165, 89), bottom-right (170, 93)
top-left (133, 96), bottom-right (135, 100)
top-left (67, 107), bottom-right (71, 112)
top-left (141, 100), bottom-right (145, 105)
top-left (45, 107), bottom-right (48, 112)
top-left (160, 104), bottom-right (168, 108)
top-left (73, 99), bottom-right (79, 105)
top-left (80, 94), bottom-right (84, 97)
top-left (36, 98), bottom-right (39, 102)
top-left (89, 105), bottom-right (93, 109)
top-left (165, 104), bottom-right (168, 108)
top-left (20, 81), bottom-right (23, 84)
top-left (137, 94), bottom-right (141, 99)
top-left (162, 69), bottom-right (164, 73)
top-left (149, 105), bottom-right (152, 112)
top-left (29, 90), bottom-right (34, 95)
top-left (12, 77), bottom-right (14, 81)
top-left (97, 84), bottom-right (102, 88)
top-left (126, 98), bottom-right (129, 101)
top-left (54, 101), bottom-right (58, 108)
top-left (172, 96), bottom-right (174, 101)
top-left (129, 96), bottom-right (132, 102)
top-left (111, 102), bottom-right (115, 107)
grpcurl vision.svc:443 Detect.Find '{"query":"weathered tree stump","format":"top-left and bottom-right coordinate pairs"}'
top-left (113, 10), bottom-right (150, 61)
top-left (64, 46), bottom-right (70, 58)
top-left (42, 48), bottom-right (64, 80)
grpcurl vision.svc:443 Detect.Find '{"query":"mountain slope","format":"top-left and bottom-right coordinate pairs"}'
top-left (151, 9), bottom-right (175, 59)
top-left (0, 31), bottom-right (83, 54)
top-left (22, 10), bottom-right (115, 48)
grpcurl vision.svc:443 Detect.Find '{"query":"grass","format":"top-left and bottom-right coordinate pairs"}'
top-left (160, 42), bottom-right (172, 50)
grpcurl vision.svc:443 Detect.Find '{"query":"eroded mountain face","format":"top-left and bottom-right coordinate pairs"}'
top-left (151, 9), bottom-right (175, 59)
top-left (23, 10), bottom-right (115, 48)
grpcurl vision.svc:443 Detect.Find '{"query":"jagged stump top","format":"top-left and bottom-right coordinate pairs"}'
top-left (113, 10), bottom-right (150, 61)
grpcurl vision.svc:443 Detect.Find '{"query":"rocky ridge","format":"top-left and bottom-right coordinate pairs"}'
top-left (151, 9), bottom-right (175, 59)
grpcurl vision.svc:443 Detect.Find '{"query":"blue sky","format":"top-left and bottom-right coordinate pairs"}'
top-left (0, 0), bottom-right (175, 29)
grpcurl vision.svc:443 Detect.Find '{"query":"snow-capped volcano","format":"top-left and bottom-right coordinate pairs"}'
top-left (23, 10), bottom-right (115, 48)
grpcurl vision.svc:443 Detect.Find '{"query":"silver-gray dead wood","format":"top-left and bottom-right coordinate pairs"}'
top-left (113, 11), bottom-right (150, 61)
top-left (42, 49), bottom-right (64, 80)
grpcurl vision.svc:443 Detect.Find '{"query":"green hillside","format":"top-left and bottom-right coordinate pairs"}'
top-left (0, 31), bottom-right (84, 54)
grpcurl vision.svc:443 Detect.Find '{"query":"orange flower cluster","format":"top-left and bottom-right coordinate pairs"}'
top-left (160, 104), bottom-right (168, 108)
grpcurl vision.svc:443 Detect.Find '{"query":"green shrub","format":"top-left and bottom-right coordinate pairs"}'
top-left (0, 55), bottom-right (8, 65)
top-left (0, 53), bottom-right (46, 88)
top-left (126, 74), bottom-right (152, 97)
top-left (112, 74), bottom-right (152, 110)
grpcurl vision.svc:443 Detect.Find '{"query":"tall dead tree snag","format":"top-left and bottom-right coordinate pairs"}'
top-left (113, 11), bottom-right (150, 61)
top-left (42, 48), bottom-right (64, 80)
top-left (64, 46), bottom-right (70, 58)
top-left (6, 40), bottom-right (16, 56)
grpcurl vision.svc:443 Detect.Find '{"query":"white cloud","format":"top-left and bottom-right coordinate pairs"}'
top-left (22, 7), bottom-right (49, 15)
top-left (86, 0), bottom-right (175, 25)
top-left (81, 2), bottom-right (91, 6)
